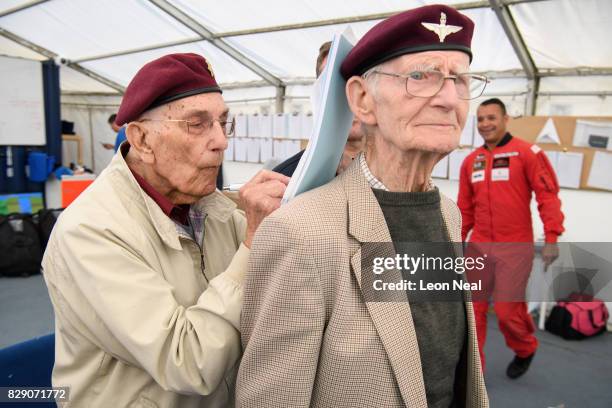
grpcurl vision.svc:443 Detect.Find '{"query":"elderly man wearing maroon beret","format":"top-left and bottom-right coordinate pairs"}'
top-left (41, 53), bottom-right (288, 407)
top-left (238, 5), bottom-right (489, 408)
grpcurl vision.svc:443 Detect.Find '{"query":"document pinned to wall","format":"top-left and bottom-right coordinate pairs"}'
top-left (473, 129), bottom-right (484, 147)
top-left (302, 113), bottom-right (313, 140)
top-left (587, 151), bottom-right (612, 191)
top-left (556, 152), bottom-right (583, 189)
top-left (224, 137), bottom-right (234, 161)
top-left (573, 120), bottom-right (612, 150)
top-left (288, 113), bottom-right (303, 139)
top-left (448, 148), bottom-right (471, 181)
top-left (432, 156), bottom-right (449, 179)
top-left (246, 138), bottom-right (260, 163)
top-left (260, 114), bottom-right (273, 138)
top-left (247, 114), bottom-right (261, 138)
top-left (545, 150), bottom-right (559, 175)
top-left (286, 140), bottom-right (301, 157)
top-left (536, 118), bottom-right (561, 144)
top-left (260, 138), bottom-right (274, 163)
top-left (273, 139), bottom-right (285, 160)
top-left (282, 29), bottom-right (355, 204)
top-left (459, 115), bottom-right (475, 147)
top-left (235, 115), bottom-right (248, 137)
top-left (273, 113), bottom-right (288, 138)
top-left (234, 138), bottom-right (248, 162)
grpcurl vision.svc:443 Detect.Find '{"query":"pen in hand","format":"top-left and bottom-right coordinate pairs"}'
top-left (222, 183), bottom-right (245, 192)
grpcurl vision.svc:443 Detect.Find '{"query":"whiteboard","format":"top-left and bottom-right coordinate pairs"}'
top-left (0, 56), bottom-right (46, 145)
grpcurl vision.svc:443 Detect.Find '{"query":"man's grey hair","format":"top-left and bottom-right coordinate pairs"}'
top-left (361, 60), bottom-right (392, 98)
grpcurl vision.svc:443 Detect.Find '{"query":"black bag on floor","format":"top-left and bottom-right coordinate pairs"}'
top-left (37, 208), bottom-right (63, 251)
top-left (0, 213), bottom-right (42, 277)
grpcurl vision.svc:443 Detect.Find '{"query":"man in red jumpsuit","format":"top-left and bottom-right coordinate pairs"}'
top-left (458, 98), bottom-right (565, 378)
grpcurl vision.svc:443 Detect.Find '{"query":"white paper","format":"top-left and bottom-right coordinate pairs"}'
top-left (247, 114), bottom-right (261, 138)
top-left (288, 113), bottom-right (302, 139)
top-left (587, 151), bottom-right (612, 191)
top-left (432, 156), bottom-right (449, 179)
top-left (288, 140), bottom-right (301, 156)
top-left (224, 137), bottom-right (234, 161)
top-left (448, 148), bottom-right (471, 181)
top-left (473, 130), bottom-right (485, 147)
top-left (234, 137), bottom-right (248, 162)
top-left (235, 115), bottom-right (248, 137)
top-left (273, 113), bottom-right (288, 138)
top-left (273, 139), bottom-right (286, 160)
top-left (282, 29), bottom-right (355, 204)
top-left (260, 115), bottom-right (273, 138)
top-left (545, 150), bottom-right (559, 176)
top-left (536, 118), bottom-right (561, 144)
top-left (246, 138), bottom-right (260, 163)
top-left (460, 115), bottom-right (475, 147)
top-left (301, 113), bottom-right (314, 140)
top-left (260, 138), bottom-right (274, 163)
top-left (557, 152), bottom-right (583, 189)
top-left (573, 120), bottom-right (612, 150)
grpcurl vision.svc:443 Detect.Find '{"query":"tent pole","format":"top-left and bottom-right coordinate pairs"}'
top-left (489, 0), bottom-right (538, 115)
top-left (275, 86), bottom-right (286, 114)
top-left (148, 0), bottom-right (284, 89)
top-left (0, 27), bottom-right (125, 93)
top-left (525, 77), bottom-right (540, 115)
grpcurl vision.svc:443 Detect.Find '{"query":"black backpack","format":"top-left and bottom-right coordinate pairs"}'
top-left (0, 213), bottom-right (43, 277)
top-left (37, 208), bottom-right (63, 251)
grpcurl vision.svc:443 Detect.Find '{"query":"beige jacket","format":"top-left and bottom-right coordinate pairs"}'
top-left (42, 150), bottom-right (248, 407)
top-left (237, 161), bottom-right (488, 407)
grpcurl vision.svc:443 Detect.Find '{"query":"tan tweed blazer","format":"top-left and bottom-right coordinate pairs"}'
top-left (237, 160), bottom-right (488, 408)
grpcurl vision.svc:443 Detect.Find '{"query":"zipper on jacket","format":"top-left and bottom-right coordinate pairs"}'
top-left (485, 148), bottom-right (496, 241)
top-left (187, 215), bottom-right (209, 283)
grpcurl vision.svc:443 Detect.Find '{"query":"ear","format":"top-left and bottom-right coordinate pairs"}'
top-left (125, 122), bottom-right (155, 165)
top-left (346, 76), bottom-right (377, 126)
top-left (503, 114), bottom-right (510, 126)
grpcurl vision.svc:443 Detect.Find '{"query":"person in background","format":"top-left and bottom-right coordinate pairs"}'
top-left (101, 113), bottom-right (127, 152)
top-left (273, 41), bottom-right (365, 177)
top-left (237, 5), bottom-right (489, 407)
top-left (42, 53), bottom-right (288, 407)
top-left (458, 98), bottom-right (564, 378)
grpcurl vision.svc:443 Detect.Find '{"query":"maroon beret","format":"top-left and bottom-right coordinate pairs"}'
top-left (341, 5), bottom-right (474, 79)
top-left (116, 53), bottom-right (221, 126)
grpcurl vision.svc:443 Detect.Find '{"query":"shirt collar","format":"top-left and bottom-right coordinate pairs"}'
top-left (359, 152), bottom-right (434, 192)
top-left (485, 132), bottom-right (513, 150)
top-left (122, 143), bottom-right (190, 225)
top-left (129, 170), bottom-right (190, 225)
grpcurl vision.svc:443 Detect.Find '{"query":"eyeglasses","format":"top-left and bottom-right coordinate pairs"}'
top-left (139, 116), bottom-right (235, 137)
top-left (369, 70), bottom-right (489, 100)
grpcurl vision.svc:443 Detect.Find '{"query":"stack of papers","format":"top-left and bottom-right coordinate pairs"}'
top-left (281, 29), bottom-right (356, 204)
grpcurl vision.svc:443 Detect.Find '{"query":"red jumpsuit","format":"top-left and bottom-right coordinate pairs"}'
top-left (458, 133), bottom-right (564, 369)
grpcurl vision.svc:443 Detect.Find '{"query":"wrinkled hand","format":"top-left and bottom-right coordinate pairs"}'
top-left (542, 242), bottom-right (559, 271)
top-left (101, 142), bottom-right (114, 150)
top-left (240, 170), bottom-right (290, 248)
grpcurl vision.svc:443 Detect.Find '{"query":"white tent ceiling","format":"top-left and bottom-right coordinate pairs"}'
top-left (1, 0), bottom-right (611, 115)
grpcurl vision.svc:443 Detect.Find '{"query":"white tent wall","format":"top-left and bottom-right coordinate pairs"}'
top-left (536, 76), bottom-right (612, 116)
top-left (511, 0), bottom-right (612, 69)
top-left (60, 94), bottom-right (122, 173)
